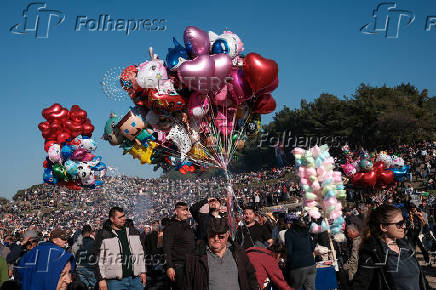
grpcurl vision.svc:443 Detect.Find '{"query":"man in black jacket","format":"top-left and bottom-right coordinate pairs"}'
top-left (185, 217), bottom-right (259, 290)
top-left (190, 197), bottom-right (223, 242)
top-left (235, 207), bottom-right (272, 249)
top-left (76, 225), bottom-right (96, 289)
top-left (163, 202), bottom-right (195, 290)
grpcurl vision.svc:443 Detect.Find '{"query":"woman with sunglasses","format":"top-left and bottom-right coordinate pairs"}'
top-left (353, 204), bottom-right (429, 290)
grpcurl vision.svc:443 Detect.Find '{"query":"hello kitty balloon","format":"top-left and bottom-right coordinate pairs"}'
top-left (137, 47), bottom-right (169, 89)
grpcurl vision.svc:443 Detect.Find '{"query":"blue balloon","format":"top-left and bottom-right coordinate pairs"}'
top-left (65, 160), bottom-right (78, 176)
top-left (166, 37), bottom-right (189, 70)
top-left (61, 145), bottom-right (73, 160)
top-left (43, 168), bottom-right (58, 184)
top-left (387, 165), bottom-right (410, 181)
top-left (93, 162), bottom-right (106, 172)
top-left (95, 180), bottom-right (103, 186)
top-left (211, 39), bottom-right (229, 55)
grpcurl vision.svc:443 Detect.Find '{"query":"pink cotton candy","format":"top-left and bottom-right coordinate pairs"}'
top-left (311, 145), bottom-right (320, 157)
top-left (312, 181), bottom-right (321, 191)
top-left (293, 147), bottom-right (305, 155)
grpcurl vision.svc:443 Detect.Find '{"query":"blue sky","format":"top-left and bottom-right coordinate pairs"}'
top-left (1, 0), bottom-right (435, 198)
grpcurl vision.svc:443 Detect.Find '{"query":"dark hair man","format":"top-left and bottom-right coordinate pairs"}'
top-left (235, 207), bottom-right (273, 249)
top-left (94, 207), bottom-right (146, 290)
top-left (163, 202), bottom-right (195, 290)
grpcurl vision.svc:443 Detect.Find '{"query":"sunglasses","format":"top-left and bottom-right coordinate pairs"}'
top-left (383, 220), bottom-right (405, 229)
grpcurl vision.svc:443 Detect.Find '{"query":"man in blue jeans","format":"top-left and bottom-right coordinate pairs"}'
top-left (76, 225), bottom-right (97, 289)
top-left (94, 207), bottom-right (146, 290)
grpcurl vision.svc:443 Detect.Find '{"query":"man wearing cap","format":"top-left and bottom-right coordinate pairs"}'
top-left (190, 197), bottom-right (223, 243)
top-left (163, 202), bottom-right (195, 290)
top-left (94, 207), bottom-right (146, 290)
top-left (50, 228), bottom-right (68, 248)
top-left (6, 229), bottom-right (40, 281)
top-left (185, 217), bottom-right (259, 290)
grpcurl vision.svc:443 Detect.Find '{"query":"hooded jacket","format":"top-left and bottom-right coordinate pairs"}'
top-left (184, 241), bottom-right (260, 290)
top-left (246, 247), bottom-right (292, 290)
top-left (352, 237), bottom-right (429, 290)
top-left (18, 242), bottom-right (75, 290)
top-left (93, 219), bottom-right (146, 282)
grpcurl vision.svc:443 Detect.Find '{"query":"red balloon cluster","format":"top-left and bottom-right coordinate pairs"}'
top-left (38, 104), bottom-right (95, 151)
top-left (352, 161), bottom-right (394, 188)
top-left (243, 53), bottom-right (278, 114)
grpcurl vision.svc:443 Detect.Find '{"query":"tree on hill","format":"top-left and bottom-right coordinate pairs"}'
top-left (230, 83), bottom-right (435, 172)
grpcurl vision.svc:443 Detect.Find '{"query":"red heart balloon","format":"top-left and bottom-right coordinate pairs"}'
top-left (82, 119), bottom-right (94, 137)
top-left (253, 93), bottom-right (276, 114)
top-left (65, 120), bottom-right (83, 138)
top-left (69, 105), bottom-right (87, 124)
top-left (378, 170), bottom-right (394, 185)
top-left (44, 140), bottom-right (56, 152)
top-left (243, 53), bottom-right (278, 93)
top-left (373, 161), bottom-right (385, 174)
top-left (42, 103), bottom-right (62, 120)
top-left (50, 120), bottom-right (63, 132)
top-left (57, 131), bottom-right (71, 144)
top-left (47, 108), bottom-right (69, 123)
top-left (256, 76), bottom-right (278, 95)
top-left (43, 160), bottom-right (49, 168)
top-left (353, 171), bottom-right (377, 188)
top-left (38, 122), bottom-right (51, 138)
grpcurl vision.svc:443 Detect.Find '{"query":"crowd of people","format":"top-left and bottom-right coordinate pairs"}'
top-left (0, 141), bottom-right (434, 289)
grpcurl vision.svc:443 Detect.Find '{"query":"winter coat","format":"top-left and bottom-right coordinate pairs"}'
top-left (352, 237), bottom-right (429, 290)
top-left (246, 247), bottom-right (292, 290)
top-left (94, 219), bottom-right (146, 281)
top-left (285, 228), bottom-right (315, 270)
top-left (184, 241), bottom-right (260, 290)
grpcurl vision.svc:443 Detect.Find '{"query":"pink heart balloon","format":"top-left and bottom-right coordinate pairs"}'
top-left (227, 68), bottom-right (252, 105)
top-left (210, 54), bottom-right (232, 93)
top-left (212, 85), bottom-right (228, 106)
top-left (184, 26), bottom-right (210, 58)
top-left (177, 55), bottom-right (214, 93)
top-left (178, 54), bottom-right (232, 94)
top-left (215, 110), bottom-right (234, 136)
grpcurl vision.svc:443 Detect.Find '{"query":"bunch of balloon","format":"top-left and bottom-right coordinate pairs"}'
top-left (293, 145), bottom-right (347, 269)
top-left (339, 149), bottom-right (397, 189)
top-left (38, 104), bottom-right (106, 189)
top-left (101, 26), bottom-right (279, 238)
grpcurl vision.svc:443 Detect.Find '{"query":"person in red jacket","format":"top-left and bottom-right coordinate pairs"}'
top-left (246, 245), bottom-right (293, 290)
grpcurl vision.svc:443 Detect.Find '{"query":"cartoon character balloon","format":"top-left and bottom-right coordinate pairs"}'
top-left (137, 47), bottom-right (169, 89)
top-left (166, 37), bottom-right (188, 71)
top-left (209, 30), bottom-right (244, 65)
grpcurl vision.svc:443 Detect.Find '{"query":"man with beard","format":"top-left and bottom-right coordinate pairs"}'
top-left (235, 207), bottom-right (273, 249)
